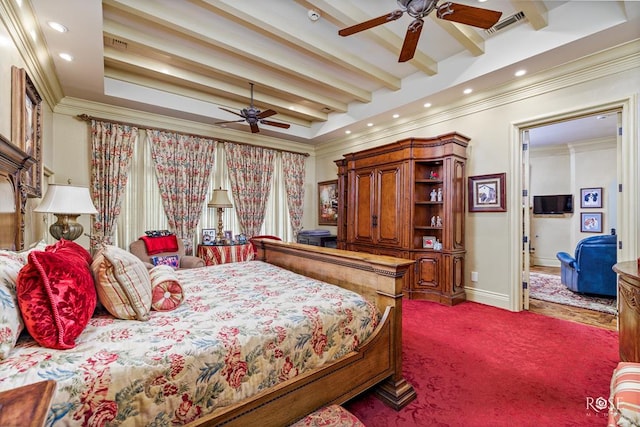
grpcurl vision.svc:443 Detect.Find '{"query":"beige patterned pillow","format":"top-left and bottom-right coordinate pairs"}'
top-left (0, 251), bottom-right (26, 359)
top-left (91, 245), bottom-right (152, 321)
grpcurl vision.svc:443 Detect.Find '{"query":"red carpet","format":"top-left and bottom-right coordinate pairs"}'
top-left (345, 300), bottom-right (619, 426)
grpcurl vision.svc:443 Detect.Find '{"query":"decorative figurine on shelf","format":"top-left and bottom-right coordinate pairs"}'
top-left (430, 188), bottom-right (437, 201)
top-left (437, 188), bottom-right (443, 202)
top-left (429, 171), bottom-right (438, 180)
top-left (433, 239), bottom-right (442, 251)
top-left (436, 216), bottom-right (443, 227)
top-left (431, 215), bottom-right (436, 227)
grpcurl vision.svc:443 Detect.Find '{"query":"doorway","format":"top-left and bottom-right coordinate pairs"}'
top-left (515, 103), bottom-right (633, 328)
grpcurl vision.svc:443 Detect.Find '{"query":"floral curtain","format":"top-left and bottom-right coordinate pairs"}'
top-left (281, 152), bottom-right (306, 237)
top-left (147, 130), bottom-right (216, 254)
top-left (90, 120), bottom-right (138, 251)
top-left (224, 142), bottom-right (276, 237)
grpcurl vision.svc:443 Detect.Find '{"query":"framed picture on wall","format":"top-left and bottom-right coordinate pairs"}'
top-left (11, 66), bottom-right (43, 198)
top-left (468, 173), bottom-right (506, 212)
top-left (580, 187), bottom-right (603, 208)
top-left (318, 180), bottom-right (338, 225)
top-left (581, 212), bottom-right (603, 233)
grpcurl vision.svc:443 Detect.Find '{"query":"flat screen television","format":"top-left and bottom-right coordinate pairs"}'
top-left (533, 194), bottom-right (573, 214)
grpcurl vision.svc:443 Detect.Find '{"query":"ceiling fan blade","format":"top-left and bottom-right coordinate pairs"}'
top-left (213, 119), bottom-right (245, 125)
top-left (398, 19), bottom-right (423, 63)
top-left (219, 107), bottom-right (245, 118)
top-left (339, 10), bottom-right (404, 36)
top-left (436, 2), bottom-right (502, 29)
top-left (260, 120), bottom-right (291, 129)
top-left (257, 109), bottom-right (277, 119)
top-left (250, 122), bottom-right (260, 133)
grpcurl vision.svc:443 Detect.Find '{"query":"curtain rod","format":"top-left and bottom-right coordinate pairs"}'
top-left (76, 114), bottom-right (310, 157)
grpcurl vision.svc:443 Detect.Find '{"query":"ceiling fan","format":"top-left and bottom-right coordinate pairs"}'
top-left (214, 83), bottom-right (290, 133)
top-left (339, 0), bottom-right (503, 62)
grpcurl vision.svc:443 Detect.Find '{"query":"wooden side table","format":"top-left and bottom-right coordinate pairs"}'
top-left (613, 261), bottom-right (640, 362)
top-left (197, 243), bottom-right (254, 265)
top-left (0, 380), bottom-right (56, 427)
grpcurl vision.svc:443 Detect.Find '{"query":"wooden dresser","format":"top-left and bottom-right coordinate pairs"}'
top-left (613, 261), bottom-right (640, 362)
top-left (335, 133), bottom-right (468, 305)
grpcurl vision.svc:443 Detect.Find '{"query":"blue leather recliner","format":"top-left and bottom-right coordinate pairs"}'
top-left (555, 235), bottom-right (617, 297)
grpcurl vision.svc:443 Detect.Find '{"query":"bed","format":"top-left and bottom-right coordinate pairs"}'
top-left (0, 137), bottom-right (416, 426)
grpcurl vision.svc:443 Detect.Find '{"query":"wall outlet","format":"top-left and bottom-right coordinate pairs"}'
top-left (471, 271), bottom-right (479, 282)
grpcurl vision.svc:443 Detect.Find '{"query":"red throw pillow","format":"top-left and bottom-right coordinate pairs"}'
top-left (45, 238), bottom-right (93, 265)
top-left (17, 248), bottom-right (96, 349)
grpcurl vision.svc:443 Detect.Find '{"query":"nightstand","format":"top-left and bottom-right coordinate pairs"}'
top-left (197, 243), bottom-right (254, 265)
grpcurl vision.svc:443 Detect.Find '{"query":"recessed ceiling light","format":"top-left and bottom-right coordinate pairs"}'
top-left (58, 53), bottom-right (73, 61)
top-left (423, 102), bottom-right (432, 108)
top-left (514, 69), bottom-right (526, 77)
top-left (288, 106), bottom-right (296, 111)
top-left (393, 113), bottom-right (399, 119)
top-left (367, 123), bottom-right (373, 127)
top-left (463, 88), bottom-right (473, 95)
top-left (345, 130), bottom-right (351, 134)
top-left (47, 21), bottom-right (68, 33)
top-left (596, 115), bottom-right (607, 120)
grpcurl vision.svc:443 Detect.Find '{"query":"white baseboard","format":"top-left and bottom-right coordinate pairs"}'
top-left (465, 287), bottom-right (514, 311)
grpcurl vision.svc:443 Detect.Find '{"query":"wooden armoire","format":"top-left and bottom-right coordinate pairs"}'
top-left (335, 133), bottom-right (469, 305)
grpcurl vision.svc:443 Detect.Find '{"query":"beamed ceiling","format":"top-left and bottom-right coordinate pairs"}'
top-left (20, 0), bottom-right (640, 144)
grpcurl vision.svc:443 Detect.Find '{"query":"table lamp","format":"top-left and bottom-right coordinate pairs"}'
top-left (207, 188), bottom-right (233, 242)
top-left (34, 183), bottom-right (98, 241)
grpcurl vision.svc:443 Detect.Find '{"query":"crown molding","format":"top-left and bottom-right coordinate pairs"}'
top-left (0, 0), bottom-right (64, 110)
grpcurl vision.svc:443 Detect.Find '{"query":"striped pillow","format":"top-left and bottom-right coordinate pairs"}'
top-left (608, 362), bottom-right (640, 426)
top-left (91, 245), bottom-right (152, 321)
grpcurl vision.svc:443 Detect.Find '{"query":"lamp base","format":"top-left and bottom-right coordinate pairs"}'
top-left (50, 214), bottom-right (84, 241)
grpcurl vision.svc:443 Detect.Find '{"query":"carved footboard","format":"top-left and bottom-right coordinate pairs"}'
top-left (191, 240), bottom-right (416, 426)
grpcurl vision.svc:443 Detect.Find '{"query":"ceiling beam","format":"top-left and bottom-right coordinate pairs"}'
top-left (103, 20), bottom-right (349, 115)
top-left (103, 49), bottom-right (325, 125)
top-left (198, 0), bottom-right (402, 91)
top-left (104, 0), bottom-right (372, 104)
top-left (431, 16), bottom-right (485, 57)
top-left (511, 0), bottom-right (548, 30)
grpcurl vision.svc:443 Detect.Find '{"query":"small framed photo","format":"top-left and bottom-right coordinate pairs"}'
top-left (422, 235), bottom-right (436, 249)
top-left (468, 173), bottom-right (506, 212)
top-left (580, 187), bottom-right (602, 208)
top-left (202, 228), bottom-right (216, 245)
top-left (224, 230), bottom-right (233, 242)
top-left (581, 212), bottom-right (603, 233)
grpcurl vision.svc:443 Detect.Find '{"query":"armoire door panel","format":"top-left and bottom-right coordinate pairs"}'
top-left (353, 170), bottom-right (374, 244)
top-left (377, 165), bottom-right (403, 245)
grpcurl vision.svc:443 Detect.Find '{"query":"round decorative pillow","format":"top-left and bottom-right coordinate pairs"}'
top-left (149, 265), bottom-right (184, 311)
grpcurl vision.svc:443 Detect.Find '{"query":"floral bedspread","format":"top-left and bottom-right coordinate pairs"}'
top-left (0, 261), bottom-right (379, 426)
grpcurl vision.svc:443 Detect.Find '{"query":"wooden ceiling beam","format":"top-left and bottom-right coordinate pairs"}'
top-left (431, 16), bottom-right (485, 57)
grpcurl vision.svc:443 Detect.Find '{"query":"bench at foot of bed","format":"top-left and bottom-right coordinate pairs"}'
top-left (289, 404), bottom-right (365, 427)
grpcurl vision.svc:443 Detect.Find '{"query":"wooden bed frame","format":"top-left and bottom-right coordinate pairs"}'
top-left (0, 140), bottom-right (416, 426)
top-left (191, 239), bottom-right (417, 426)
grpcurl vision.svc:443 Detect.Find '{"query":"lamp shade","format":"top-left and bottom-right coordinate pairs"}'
top-left (34, 184), bottom-right (98, 215)
top-left (207, 188), bottom-right (233, 208)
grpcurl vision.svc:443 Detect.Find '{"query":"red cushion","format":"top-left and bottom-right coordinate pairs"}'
top-left (45, 239), bottom-right (93, 265)
top-left (16, 245), bottom-right (96, 349)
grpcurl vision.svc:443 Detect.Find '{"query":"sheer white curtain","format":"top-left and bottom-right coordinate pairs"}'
top-left (118, 138), bottom-right (294, 250)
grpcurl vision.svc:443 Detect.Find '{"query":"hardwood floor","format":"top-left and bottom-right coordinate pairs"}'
top-left (528, 266), bottom-right (618, 331)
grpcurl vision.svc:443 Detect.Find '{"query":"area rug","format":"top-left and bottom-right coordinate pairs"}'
top-left (529, 272), bottom-right (617, 315)
top-left (345, 300), bottom-right (619, 426)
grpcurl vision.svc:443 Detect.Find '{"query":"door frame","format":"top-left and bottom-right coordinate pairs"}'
top-left (509, 97), bottom-right (638, 312)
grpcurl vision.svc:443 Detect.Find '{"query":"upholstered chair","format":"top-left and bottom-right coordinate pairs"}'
top-left (555, 235), bottom-right (617, 296)
top-left (129, 238), bottom-right (205, 270)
